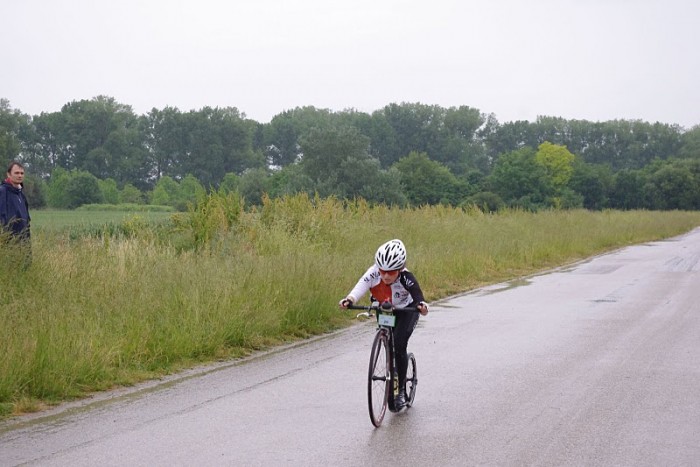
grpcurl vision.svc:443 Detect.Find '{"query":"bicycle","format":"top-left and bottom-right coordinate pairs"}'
top-left (347, 301), bottom-right (419, 427)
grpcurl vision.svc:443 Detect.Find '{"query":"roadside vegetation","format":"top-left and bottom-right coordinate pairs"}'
top-left (2, 194), bottom-right (700, 418)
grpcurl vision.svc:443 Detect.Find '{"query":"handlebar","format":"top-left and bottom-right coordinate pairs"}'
top-left (345, 302), bottom-right (420, 314)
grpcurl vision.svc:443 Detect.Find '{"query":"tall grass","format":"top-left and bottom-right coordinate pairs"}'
top-left (2, 194), bottom-right (700, 417)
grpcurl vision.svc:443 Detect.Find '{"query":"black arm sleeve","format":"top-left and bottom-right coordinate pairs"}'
top-left (400, 270), bottom-right (426, 305)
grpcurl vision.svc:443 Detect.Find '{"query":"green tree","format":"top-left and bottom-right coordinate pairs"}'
top-left (220, 172), bottom-right (240, 194)
top-left (362, 110), bottom-right (398, 168)
top-left (176, 174), bottom-right (206, 210)
top-left (375, 103), bottom-right (486, 174)
top-left (393, 152), bottom-right (461, 205)
top-left (98, 178), bottom-right (120, 204)
top-left (484, 119), bottom-right (540, 162)
top-left (150, 183), bottom-right (170, 206)
top-left (299, 125), bottom-right (370, 192)
top-left (64, 171), bottom-right (103, 208)
top-left (46, 167), bottom-right (71, 208)
top-left (568, 161), bottom-right (613, 210)
top-left (441, 106), bottom-right (489, 174)
top-left (237, 168), bottom-right (270, 206)
top-left (22, 174), bottom-right (47, 208)
top-left (648, 162), bottom-right (698, 210)
top-left (25, 110), bottom-right (71, 176)
top-left (267, 164), bottom-right (314, 198)
top-left (263, 106), bottom-right (334, 167)
top-left (141, 106), bottom-right (186, 181)
top-left (0, 99), bottom-right (24, 166)
top-left (609, 169), bottom-right (649, 210)
top-left (488, 147), bottom-right (554, 209)
top-left (336, 157), bottom-right (407, 206)
top-left (150, 175), bottom-right (181, 207)
top-left (103, 125), bottom-right (149, 189)
top-left (679, 126), bottom-right (700, 159)
top-left (379, 103), bottom-right (444, 166)
top-left (297, 123), bottom-right (406, 204)
top-left (461, 191), bottom-right (505, 213)
top-left (119, 183), bottom-right (144, 204)
top-left (59, 96), bottom-right (148, 185)
top-left (484, 117), bottom-right (684, 172)
top-left (534, 142), bottom-right (575, 189)
top-left (178, 107), bottom-right (263, 187)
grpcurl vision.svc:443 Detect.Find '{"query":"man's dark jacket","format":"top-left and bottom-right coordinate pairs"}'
top-left (0, 180), bottom-right (31, 238)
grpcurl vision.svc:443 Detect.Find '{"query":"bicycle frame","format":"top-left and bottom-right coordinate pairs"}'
top-left (347, 301), bottom-right (420, 426)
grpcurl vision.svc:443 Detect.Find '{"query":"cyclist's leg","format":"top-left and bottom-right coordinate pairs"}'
top-left (393, 311), bottom-right (419, 392)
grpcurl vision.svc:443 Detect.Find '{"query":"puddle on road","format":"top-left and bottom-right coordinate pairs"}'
top-left (477, 278), bottom-right (532, 295)
top-left (430, 277), bottom-right (537, 309)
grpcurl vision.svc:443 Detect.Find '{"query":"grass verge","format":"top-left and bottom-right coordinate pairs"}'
top-left (2, 197), bottom-right (700, 418)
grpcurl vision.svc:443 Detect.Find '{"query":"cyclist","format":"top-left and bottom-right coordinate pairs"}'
top-left (339, 239), bottom-right (429, 409)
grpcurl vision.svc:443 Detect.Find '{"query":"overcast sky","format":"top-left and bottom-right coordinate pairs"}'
top-left (2, 0), bottom-right (699, 128)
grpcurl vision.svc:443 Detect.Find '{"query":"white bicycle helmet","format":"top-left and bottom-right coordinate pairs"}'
top-left (375, 239), bottom-right (407, 271)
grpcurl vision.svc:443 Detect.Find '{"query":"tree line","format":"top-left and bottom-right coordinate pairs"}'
top-left (1, 96), bottom-right (699, 211)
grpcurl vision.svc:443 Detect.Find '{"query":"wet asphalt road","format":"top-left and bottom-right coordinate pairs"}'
top-left (2, 229), bottom-right (700, 466)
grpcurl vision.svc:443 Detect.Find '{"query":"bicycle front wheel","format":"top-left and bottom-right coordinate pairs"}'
top-left (405, 352), bottom-right (417, 407)
top-left (367, 330), bottom-right (390, 427)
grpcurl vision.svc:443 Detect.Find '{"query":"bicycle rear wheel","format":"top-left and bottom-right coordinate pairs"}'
top-left (368, 330), bottom-right (390, 427)
top-left (405, 352), bottom-right (417, 407)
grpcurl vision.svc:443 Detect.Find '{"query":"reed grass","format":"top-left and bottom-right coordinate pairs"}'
top-left (2, 194), bottom-right (700, 417)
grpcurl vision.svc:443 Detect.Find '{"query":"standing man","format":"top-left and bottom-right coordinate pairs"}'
top-left (0, 161), bottom-right (32, 266)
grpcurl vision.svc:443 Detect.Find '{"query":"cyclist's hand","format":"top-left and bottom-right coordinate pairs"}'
top-left (339, 298), bottom-right (353, 309)
top-left (418, 301), bottom-right (429, 316)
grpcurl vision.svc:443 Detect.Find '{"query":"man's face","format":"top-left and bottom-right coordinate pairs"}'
top-left (7, 165), bottom-right (24, 187)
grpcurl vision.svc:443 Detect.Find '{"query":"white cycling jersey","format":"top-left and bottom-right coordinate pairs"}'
top-left (346, 264), bottom-right (426, 308)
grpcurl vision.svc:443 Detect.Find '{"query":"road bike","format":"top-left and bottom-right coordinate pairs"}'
top-left (347, 301), bottom-right (419, 427)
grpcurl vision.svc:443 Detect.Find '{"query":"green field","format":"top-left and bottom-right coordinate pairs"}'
top-left (31, 209), bottom-right (174, 231)
top-left (2, 196), bottom-right (700, 418)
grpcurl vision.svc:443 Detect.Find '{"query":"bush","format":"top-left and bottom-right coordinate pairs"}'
top-left (461, 191), bottom-right (505, 213)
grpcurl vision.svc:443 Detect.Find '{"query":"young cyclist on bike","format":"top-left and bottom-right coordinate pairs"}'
top-left (339, 239), bottom-right (429, 409)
